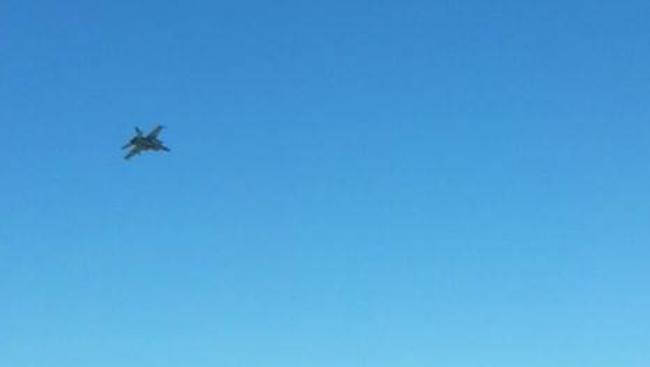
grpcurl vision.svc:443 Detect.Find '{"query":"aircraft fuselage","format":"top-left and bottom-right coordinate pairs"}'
top-left (131, 137), bottom-right (165, 150)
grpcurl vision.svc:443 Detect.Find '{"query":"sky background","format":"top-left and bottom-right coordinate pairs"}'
top-left (2, 0), bottom-right (650, 366)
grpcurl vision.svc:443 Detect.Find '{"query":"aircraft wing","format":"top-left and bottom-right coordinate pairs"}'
top-left (147, 125), bottom-right (164, 138)
top-left (124, 147), bottom-right (142, 160)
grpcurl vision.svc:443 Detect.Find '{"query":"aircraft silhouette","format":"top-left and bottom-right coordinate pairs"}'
top-left (122, 125), bottom-right (170, 160)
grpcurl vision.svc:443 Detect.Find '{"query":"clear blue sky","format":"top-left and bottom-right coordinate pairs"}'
top-left (2, 0), bottom-right (650, 365)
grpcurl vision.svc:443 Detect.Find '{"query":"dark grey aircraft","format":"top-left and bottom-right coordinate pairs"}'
top-left (122, 125), bottom-right (170, 160)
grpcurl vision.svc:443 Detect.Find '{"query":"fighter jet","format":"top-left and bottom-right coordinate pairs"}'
top-left (122, 125), bottom-right (170, 160)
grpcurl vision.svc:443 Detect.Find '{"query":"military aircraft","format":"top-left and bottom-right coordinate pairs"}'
top-left (122, 125), bottom-right (170, 160)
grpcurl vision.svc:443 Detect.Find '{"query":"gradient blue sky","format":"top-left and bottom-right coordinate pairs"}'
top-left (2, 1), bottom-right (650, 366)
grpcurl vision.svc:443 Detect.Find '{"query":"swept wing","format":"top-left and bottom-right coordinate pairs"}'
top-left (147, 125), bottom-right (164, 138)
top-left (124, 147), bottom-right (142, 160)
